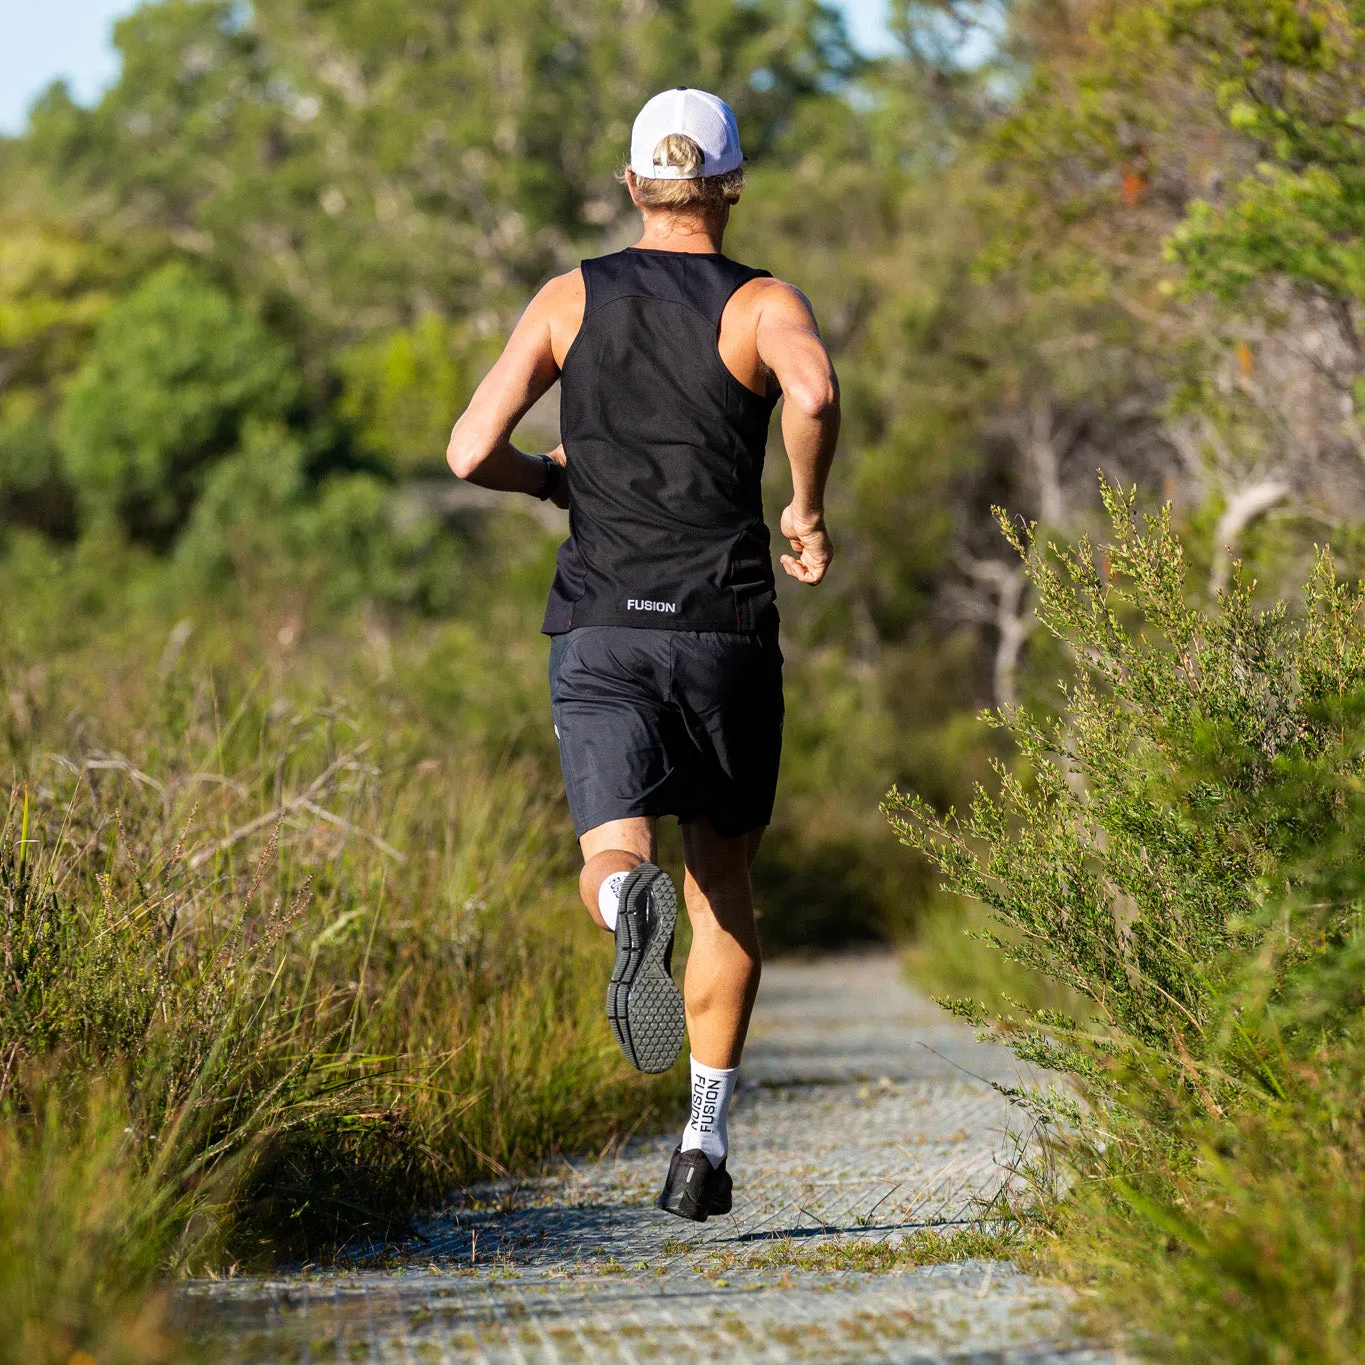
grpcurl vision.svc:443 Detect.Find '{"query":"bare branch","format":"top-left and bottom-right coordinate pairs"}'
top-left (953, 554), bottom-right (1034, 709)
top-left (298, 799), bottom-right (406, 862)
top-left (1209, 479), bottom-right (1290, 597)
top-left (186, 743), bottom-right (372, 871)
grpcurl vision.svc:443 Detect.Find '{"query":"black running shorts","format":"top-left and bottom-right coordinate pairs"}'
top-left (549, 626), bottom-right (784, 839)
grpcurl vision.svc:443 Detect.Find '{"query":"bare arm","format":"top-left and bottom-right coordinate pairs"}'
top-left (755, 283), bottom-right (839, 585)
top-left (446, 273), bottom-right (576, 508)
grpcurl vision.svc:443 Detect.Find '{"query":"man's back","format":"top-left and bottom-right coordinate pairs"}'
top-left (543, 247), bottom-right (779, 634)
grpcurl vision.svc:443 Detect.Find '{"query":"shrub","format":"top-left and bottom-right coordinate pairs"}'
top-left (338, 316), bottom-right (488, 477)
top-left (175, 418), bottom-right (448, 609)
top-left (887, 480), bottom-right (1365, 1359)
top-left (888, 479), bottom-right (1365, 1105)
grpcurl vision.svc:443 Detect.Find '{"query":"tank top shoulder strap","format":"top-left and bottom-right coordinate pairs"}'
top-left (580, 250), bottom-right (772, 329)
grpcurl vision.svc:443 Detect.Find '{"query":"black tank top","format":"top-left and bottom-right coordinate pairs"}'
top-left (541, 248), bottom-right (780, 635)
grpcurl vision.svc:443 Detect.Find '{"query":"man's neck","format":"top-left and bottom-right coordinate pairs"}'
top-left (632, 211), bottom-right (726, 255)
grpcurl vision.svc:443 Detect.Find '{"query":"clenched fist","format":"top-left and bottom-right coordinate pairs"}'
top-left (779, 504), bottom-right (833, 585)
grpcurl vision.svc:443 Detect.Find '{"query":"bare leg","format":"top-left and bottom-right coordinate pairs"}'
top-left (578, 818), bottom-right (656, 929)
top-left (679, 819), bottom-right (764, 1069)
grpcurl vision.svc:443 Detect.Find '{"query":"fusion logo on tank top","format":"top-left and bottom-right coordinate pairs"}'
top-left (626, 598), bottom-right (678, 613)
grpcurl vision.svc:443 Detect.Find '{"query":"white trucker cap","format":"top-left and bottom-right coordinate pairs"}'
top-left (629, 87), bottom-right (743, 180)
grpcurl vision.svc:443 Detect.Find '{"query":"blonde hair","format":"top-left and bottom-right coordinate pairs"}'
top-left (618, 134), bottom-right (745, 212)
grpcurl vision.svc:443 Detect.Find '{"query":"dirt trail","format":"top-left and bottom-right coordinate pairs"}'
top-left (185, 954), bottom-right (1114, 1363)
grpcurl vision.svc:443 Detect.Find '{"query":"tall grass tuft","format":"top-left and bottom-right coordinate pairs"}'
top-left (0, 639), bottom-right (682, 1363)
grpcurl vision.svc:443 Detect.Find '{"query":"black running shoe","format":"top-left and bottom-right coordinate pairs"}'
top-left (606, 863), bottom-right (685, 1074)
top-left (655, 1146), bottom-right (733, 1222)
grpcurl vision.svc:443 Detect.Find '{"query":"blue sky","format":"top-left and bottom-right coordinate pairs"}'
top-left (0, 0), bottom-right (895, 136)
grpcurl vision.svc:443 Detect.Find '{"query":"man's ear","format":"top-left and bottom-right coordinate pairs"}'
top-left (624, 170), bottom-right (642, 208)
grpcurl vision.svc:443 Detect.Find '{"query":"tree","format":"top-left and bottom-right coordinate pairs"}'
top-left (20, 0), bottom-right (855, 337)
top-left (1164, 0), bottom-right (1365, 309)
top-left (0, 216), bottom-right (120, 537)
top-left (13, 0), bottom-right (857, 473)
top-left (59, 263), bottom-right (296, 545)
top-left (924, 0), bottom-right (1365, 670)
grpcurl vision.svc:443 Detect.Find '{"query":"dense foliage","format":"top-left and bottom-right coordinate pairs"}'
top-left (890, 491), bottom-right (1365, 1360)
top-left (881, 7), bottom-right (1365, 1358)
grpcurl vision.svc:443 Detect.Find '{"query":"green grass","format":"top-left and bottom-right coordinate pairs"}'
top-left (0, 602), bottom-right (686, 1364)
top-left (699, 1227), bottom-right (1023, 1276)
top-left (1026, 1052), bottom-right (1365, 1362)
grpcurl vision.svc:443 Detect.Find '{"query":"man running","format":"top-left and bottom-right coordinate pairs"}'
top-left (447, 87), bottom-right (839, 1222)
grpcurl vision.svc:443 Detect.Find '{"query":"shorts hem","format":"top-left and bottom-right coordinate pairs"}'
top-left (573, 804), bottom-right (771, 841)
top-left (678, 811), bottom-right (772, 839)
top-left (571, 800), bottom-right (676, 841)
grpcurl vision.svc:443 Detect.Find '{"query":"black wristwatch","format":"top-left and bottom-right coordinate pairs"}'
top-left (536, 453), bottom-right (563, 502)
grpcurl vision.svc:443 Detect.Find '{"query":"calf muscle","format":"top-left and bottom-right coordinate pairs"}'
top-left (680, 819), bottom-right (763, 1069)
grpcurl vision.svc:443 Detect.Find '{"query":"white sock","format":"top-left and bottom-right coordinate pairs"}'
top-left (597, 870), bottom-right (629, 931)
top-left (680, 1057), bottom-right (738, 1165)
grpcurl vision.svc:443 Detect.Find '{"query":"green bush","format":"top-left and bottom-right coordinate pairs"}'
top-left (339, 316), bottom-right (489, 477)
top-left (888, 481), bottom-right (1365, 1360)
top-left (889, 480), bottom-right (1365, 1095)
top-left (175, 418), bottom-right (456, 609)
top-left (58, 264), bottom-right (297, 545)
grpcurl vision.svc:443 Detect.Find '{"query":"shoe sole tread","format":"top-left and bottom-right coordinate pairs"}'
top-left (606, 864), bottom-right (684, 1075)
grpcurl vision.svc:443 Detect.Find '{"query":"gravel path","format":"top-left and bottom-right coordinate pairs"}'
top-left (185, 954), bottom-right (1114, 1363)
